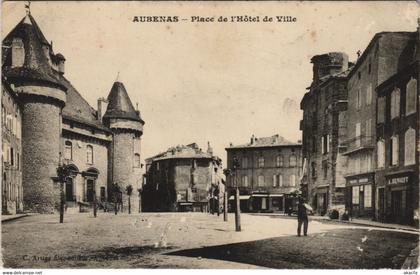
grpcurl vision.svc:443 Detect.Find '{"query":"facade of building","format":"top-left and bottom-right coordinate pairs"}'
top-left (225, 135), bottom-right (302, 213)
top-left (1, 13), bottom-right (144, 214)
top-left (343, 32), bottom-right (416, 220)
top-left (300, 25), bottom-right (419, 225)
top-left (2, 78), bottom-right (23, 214)
top-left (300, 53), bottom-right (351, 215)
top-left (142, 143), bottom-right (224, 212)
top-left (375, 60), bottom-right (419, 225)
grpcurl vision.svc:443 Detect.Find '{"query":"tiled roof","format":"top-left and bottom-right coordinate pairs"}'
top-left (2, 14), bottom-right (64, 90)
top-left (227, 135), bottom-right (299, 149)
top-left (147, 143), bottom-right (213, 161)
top-left (103, 81), bottom-right (143, 123)
top-left (58, 74), bottom-right (110, 132)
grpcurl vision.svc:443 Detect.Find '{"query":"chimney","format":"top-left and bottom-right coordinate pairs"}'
top-left (207, 141), bottom-right (213, 155)
top-left (250, 134), bottom-right (255, 145)
top-left (11, 38), bottom-right (24, 68)
top-left (97, 97), bottom-right (109, 122)
top-left (56, 53), bottom-right (66, 75)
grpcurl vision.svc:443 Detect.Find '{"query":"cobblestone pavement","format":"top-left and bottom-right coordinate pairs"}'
top-left (1, 212), bottom-right (418, 268)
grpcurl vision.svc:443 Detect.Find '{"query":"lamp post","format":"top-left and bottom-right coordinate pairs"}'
top-left (233, 157), bottom-right (241, 232)
top-left (56, 157), bottom-right (70, 224)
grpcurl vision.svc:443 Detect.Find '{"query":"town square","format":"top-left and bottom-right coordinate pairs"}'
top-left (1, 1), bottom-right (419, 271)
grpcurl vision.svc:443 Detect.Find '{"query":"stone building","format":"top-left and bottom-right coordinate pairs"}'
top-left (374, 30), bottom-right (419, 225)
top-left (142, 143), bottom-right (224, 212)
top-left (300, 53), bottom-right (351, 215)
top-left (1, 13), bottom-right (144, 214)
top-left (343, 32), bottom-right (416, 220)
top-left (2, 77), bottom-right (23, 214)
top-left (225, 135), bottom-right (302, 213)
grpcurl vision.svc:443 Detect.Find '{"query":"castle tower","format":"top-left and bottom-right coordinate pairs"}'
top-left (103, 81), bottom-right (144, 213)
top-left (2, 14), bottom-right (67, 213)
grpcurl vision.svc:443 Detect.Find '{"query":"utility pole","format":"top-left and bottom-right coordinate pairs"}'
top-left (224, 191), bottom-right (228, 221)
top-left (233, 157), bottom-right (241, 232)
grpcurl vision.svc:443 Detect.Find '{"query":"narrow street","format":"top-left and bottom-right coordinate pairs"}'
top-left (2, 212), bottom-right (418, 268)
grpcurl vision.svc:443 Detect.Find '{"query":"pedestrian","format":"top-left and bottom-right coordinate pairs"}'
top-left (297, 197), bottom-right (309, 237)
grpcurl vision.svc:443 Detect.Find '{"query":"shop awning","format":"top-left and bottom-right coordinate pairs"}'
top-left (251, 194), bottom-right (269, 198)
top-left (229, 195), bottom-right (251, 200)
top-left (269, 194), bottom-right (284, 198)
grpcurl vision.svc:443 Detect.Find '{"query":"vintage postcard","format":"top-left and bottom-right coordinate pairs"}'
top-left (1, 0), bottom-right (419, 273)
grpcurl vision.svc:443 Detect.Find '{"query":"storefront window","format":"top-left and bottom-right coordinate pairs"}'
top-left (364, 185), bottom-right (372, 208)
top-left (352, 186), bottom-right (359, 204)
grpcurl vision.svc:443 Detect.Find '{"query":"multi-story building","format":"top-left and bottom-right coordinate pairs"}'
top-left (225, 135), bottom-right (302, 213)
top-left (375, 60), bottom-right (419, 225)
top-left (300, 53), bottom-right (351, 215)
top-left (142, 143), bottom-right (224, 212)
top-left (343, 32), bottom-right (416, 220)
top-left (2, 12), bottom-right (144, 214)
top-left (2, 78), bottom-right (23, 214)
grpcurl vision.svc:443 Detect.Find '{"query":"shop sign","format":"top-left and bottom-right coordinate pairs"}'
top-left (387, 176), bottom-right (409, 185)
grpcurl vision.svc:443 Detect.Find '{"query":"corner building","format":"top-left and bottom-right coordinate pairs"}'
top-left (2, 13), bottom-right (144, 214)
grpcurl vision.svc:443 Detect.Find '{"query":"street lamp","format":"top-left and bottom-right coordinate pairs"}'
top-left (232, 157), bottom-right (241, 232)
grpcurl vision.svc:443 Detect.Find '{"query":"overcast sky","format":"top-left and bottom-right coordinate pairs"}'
top-left (2, 1), bottom-right (418, 166)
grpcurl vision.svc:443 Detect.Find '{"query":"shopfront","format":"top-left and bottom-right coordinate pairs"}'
top-left (346, 174), bottom-right (375, 219)
top-left (382, 173), bottom-right (413, 225)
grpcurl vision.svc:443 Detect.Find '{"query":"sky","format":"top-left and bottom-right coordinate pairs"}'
top-left (2, 1), bottom-right (418, 166)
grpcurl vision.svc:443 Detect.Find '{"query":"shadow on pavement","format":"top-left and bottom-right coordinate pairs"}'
top-left (166, 228), bottom-right (418, 269)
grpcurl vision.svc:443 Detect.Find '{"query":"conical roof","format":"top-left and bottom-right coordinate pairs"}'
top-left (2, 14), bottom-right (64, 89)
top-left (103, 81), bottom-right (142, 122)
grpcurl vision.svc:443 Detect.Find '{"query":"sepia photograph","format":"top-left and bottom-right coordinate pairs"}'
top-left (1, 0), bottom-right (419, 272)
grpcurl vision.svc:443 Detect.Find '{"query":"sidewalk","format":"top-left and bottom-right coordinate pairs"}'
top-left (1, 213), bottom-right (30, 223)
top-left (250, 212), bottom-right (419, 233)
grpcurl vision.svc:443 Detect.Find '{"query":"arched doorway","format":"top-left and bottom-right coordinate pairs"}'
top-left (83, 168), bottom-right (99, 203)
top-left (66, 164), bottom-right (79, 202)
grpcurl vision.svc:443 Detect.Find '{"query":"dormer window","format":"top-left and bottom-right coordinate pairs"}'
top-left (11, 38), bottom-right (24, 68)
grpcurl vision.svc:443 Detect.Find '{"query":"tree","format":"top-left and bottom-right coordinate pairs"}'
top-left (126, 185), bottom-right (133, 214)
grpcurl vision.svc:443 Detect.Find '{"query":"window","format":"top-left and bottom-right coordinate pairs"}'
top-left (355, 122), bottom-right (361, 147)
top-left (276, 155), bottom-right (283, 167)
top-left (364, 185), bottom-right (372, 208)
top-left (404, 128), bottom-right (416, 166)
top-left (311, 162), bottom-right (316, 178)
top-left (241, 157), bottom-right (248, 169)
top-left (258, 157), bottom-right (264, 168)
top-left (366, 119), bottom-right (372, 139)
top-left (377, 140), bottom-right (385, 168)
top-left (356, 88), bottom-right (362, 110)
top-left (366, 154), bottom-right (372, 172)
top-left (406, 78), bottom-right (417, 115)
top-left (278, 175), bottom-right (283, 187)
top-left (134, 153), bottom-right (141, 168)
top-left (156, 162), bottom-right (160, 171)
top-left (391, 88), bottom-right (400, 119)
top-left (273, 175), bottom-right (278, 187)
top-left (290, 174), bottom-right (296, 187)
top-left (321, 135), bottom-right (330, 154)
top-left (352, 186), bottom-right (359, 204)
top-left (86, 145), bottom-right (93, 164)
top-left (289, 155), bottom-right (297, 167)
top-left (10, 147), bottom-right (14, 166)
top-left (64, 141), bottom-right (72, 160)
top-left (366, 84), bottom-right (372, 105)
top-left (390, 136), bottom-right (399, 166)
top-left (242, 176), bottom-right (248, 187)
top-left (258, 175), bottom-right (264, 186)
top-left (377, 96), bottom-right (386, 124)
top-left (322, 161), bottom-right (328, 179)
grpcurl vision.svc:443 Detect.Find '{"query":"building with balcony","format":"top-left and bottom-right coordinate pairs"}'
top-left (142, 143), bottom-right (224, 212)
top-left (343, 31), bottom-right (416, 220)
top-left (300, 53), bottom-right (351, 215)
top-left (225, 135), bottom-right (302, 213)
